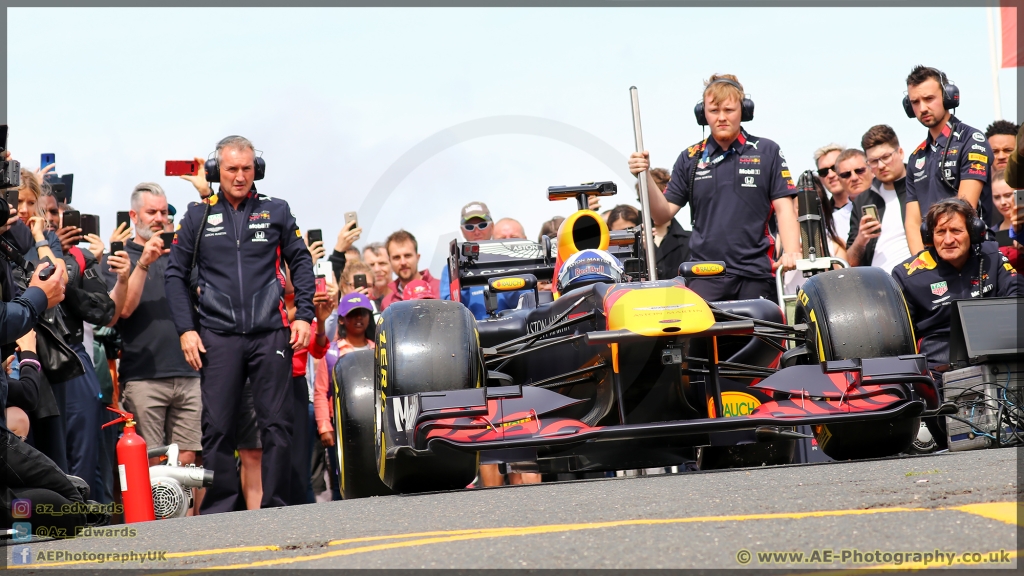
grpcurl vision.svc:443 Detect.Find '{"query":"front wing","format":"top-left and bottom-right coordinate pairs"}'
top-left (382, 355), bottom-right (949, 458)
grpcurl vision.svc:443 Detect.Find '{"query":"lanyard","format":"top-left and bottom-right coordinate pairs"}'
top-left (688, 139), bottom-right (738, 227)
top-left (697, 141), bottom-right (736, 169)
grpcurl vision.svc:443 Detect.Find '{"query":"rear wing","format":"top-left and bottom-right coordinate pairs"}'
top-left (449, 238), bottom-right (556, 290)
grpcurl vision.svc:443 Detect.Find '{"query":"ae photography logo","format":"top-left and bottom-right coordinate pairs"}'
top-left (9, 547), bottom-right (169, 566)
top-left (12, 545), bottom-right (33, 565)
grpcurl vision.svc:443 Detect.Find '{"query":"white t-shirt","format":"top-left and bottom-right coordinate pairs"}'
top-left (871, 185), bottom-right (911, 273)
top-left (833, 202), bottom-right (853, 247)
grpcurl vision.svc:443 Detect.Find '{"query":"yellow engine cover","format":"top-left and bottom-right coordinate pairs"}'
top-left (606, 285), bottom-right (715, 336)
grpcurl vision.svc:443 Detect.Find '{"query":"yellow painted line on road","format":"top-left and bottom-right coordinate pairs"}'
top-left (952, 502), bottom-right (1021, 526)
top-left (16, 502), bottom-right (1017, 570)
top-left (325, 527), bottom-right (505, 547)
top-left (167, 505), bottom-right (952, 570)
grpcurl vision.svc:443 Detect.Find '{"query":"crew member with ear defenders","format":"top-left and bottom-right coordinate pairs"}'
top-left (165, 135), bottom-right (315, 513)
top-left (903, 65), bottom-right (996, 256)
top-left (892, 199), bottom-right (1017, 449)
top-left (891, 198), bottom-right (1017, 373)
top-left (628, 73), bottom-right (799, 302)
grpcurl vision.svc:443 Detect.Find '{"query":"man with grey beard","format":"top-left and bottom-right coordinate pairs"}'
top-left (103, 183), bottom-right (202, 479)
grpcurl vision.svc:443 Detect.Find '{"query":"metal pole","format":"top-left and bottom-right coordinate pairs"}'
top-left (630, 86), bottom-right (658, 281)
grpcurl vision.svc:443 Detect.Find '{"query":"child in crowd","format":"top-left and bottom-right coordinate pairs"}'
top-left (313, 292), bottom-right (375, 499)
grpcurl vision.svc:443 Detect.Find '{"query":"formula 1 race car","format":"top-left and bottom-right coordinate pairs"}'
top-left (330, 182), bottom-right (956, 498)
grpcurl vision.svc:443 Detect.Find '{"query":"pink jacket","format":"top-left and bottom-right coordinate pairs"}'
top-left (314, 339), bottom-right (375, 434)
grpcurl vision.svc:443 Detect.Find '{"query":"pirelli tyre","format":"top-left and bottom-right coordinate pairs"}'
top-left (374, 300), bottom-right (482, 493)
top-left (332, 349), bottom-right (393, 499)
top-left (796, 266), bottom-right (920, 460)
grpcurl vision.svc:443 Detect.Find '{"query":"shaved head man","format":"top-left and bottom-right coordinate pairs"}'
top-left (493, 218), bottom-right (526, 239)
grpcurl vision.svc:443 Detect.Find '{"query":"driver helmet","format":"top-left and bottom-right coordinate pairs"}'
top-left (557, 249), bottom-right (623, 293)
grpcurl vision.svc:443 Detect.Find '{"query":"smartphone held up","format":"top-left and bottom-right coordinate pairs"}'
top-left (160, 231), bottom-right (176, 249)
top-left (165, 160), bottom-right (198, 177)
top-left (862, 204), bottom-right (879, 222)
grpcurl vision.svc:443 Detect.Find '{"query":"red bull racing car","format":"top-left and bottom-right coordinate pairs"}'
top-left (330, 182), bottom-right (955, 498)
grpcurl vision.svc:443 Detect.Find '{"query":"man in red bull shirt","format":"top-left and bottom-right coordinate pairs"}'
top-left (628, 73), bottom-right (799, 302)
top-left (903, 66), bottom-right (996, 255)
top-left (892, 199), bottom-right (1018, 373)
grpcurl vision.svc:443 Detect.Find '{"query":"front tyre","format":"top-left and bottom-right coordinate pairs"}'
top-left (374, 300), bottom-right (481, 493)
top-left (333, 350), bottom-right (393, 499)
top-left (797, 267), bottom-right (920, 460)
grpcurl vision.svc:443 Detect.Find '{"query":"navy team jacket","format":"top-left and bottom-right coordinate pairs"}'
top-left (165, 188), bottom-right (315, 336)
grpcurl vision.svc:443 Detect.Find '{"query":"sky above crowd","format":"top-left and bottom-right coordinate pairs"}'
top-left (7, 7), bottom-right (1018, 271)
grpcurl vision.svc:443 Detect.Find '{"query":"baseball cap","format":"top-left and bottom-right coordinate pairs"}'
top-left (402, 279), bottom-right (437, 300)
top-left (338, 292), bottom-right (373, 316)
top-left (460, 201), bottom-right (492, 223)
top-left (168, 204), bottom-right (177, 218)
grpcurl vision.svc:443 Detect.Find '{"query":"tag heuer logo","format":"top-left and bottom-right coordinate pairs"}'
top-left (207, 213), bottom-right (223, 226)
top-left (915, 157), bottom-right (925, 170)
top-left (930, 281), bottom-right (948, 296)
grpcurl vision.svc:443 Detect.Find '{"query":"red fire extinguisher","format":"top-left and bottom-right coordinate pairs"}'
top-left (103, 407), bottom-right (155, 523)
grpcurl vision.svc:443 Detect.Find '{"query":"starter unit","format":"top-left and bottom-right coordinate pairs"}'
top-left (147, 444), bottom-right (214, 519)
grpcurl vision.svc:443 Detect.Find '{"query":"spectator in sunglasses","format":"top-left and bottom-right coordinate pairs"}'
top-left (845, 127), bottom-right (911, 271)
top-left (460, 202), bottom-right (493, 242)
top-left (440, 201), bottom-right (493, 301)
top-left (834, 148), bottom-right (874, 202)
top-left (813, 143), bottom-right (851, 242)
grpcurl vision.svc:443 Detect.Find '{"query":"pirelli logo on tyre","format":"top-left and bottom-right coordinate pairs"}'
top-left (375, 328), bottom-right (388, 477)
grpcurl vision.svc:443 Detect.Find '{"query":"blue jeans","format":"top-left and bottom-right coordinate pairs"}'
top-left (64, 343), bottom-right (105, 501)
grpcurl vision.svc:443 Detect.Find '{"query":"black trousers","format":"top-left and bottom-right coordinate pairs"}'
top-left (289, 375), bottom-right (313, 505)
top-left (29, 381), bottom-right (68, 473)
top-left (198, 328), bottom-right (294, 513)
top-left (2, 429), bottom-right (87, 536)
top-left (686, 274), bottom-right (777, 303)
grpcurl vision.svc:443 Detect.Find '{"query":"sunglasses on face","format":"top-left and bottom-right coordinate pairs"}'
top-left (463, 221), bottom-right (491, 232)
top-left (838, 167), bottom-right (868, 180)
top-left (816, 166), bottom-right (835, 178)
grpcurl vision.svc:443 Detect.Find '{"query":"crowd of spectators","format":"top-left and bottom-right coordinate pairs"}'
top-left (2, 64), bottom-right (1022, 524)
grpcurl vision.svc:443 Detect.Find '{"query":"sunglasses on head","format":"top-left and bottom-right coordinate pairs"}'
top-left (838, 167), bottom-right (868, 180)
top-left (463, 220), bottom-right (491, 231)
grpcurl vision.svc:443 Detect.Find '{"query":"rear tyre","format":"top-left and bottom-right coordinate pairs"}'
top-left (797, 267), bottom-right (920, 460)
top-left (374, 300), bottom-right (482, 493)
top-left (333, 349), bottom-right (393, 499)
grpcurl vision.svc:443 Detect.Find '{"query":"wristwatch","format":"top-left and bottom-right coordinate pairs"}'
top-left (34, 239), bottom-right (48, 248)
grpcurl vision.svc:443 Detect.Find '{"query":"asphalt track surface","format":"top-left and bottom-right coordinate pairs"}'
top-left (6, 448), bottom-right (1020, 570)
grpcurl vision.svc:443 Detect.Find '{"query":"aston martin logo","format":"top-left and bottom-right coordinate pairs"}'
top-left (478, 241), bottom-right (546, 259)
top-left (633, 304), bottom-right (694, 311)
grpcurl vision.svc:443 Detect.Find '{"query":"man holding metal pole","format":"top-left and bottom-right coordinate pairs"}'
top-left (628, 74), bottom-right (800, 302)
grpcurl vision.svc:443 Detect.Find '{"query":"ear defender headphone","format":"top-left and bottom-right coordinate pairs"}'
top-left (902, 67), bottom-right (960, 118)
top-left (694, 78), bottom-right (755, 126)
top-left (919, 198), bottom-right (986, 245)
top-left (205, 136), bottom-right (267, 183)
